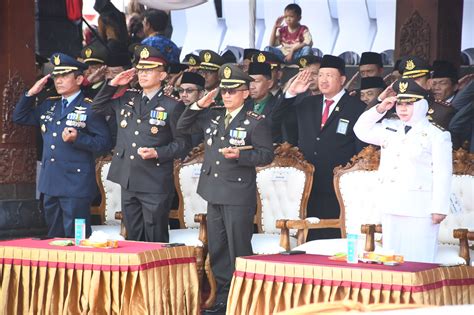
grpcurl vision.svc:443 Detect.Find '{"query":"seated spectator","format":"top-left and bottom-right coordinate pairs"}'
top-left (360, 76), bottom-right (386, 105)
top-left (430, 60), bottom-right (458, 102)
top-left (141, 9), bottom-right (180, 64)
top-left (359, 52), bottom-right (384, 78)
top-left (266, 3), bottom-right (313, 63)
top-left (128, 13), bottom-right (145, 45)
top-left (178, 72), bottom-right (206, 147)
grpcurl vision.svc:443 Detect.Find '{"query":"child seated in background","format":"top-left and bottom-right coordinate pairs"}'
top-left (266, 3), bottom-right (313, 63)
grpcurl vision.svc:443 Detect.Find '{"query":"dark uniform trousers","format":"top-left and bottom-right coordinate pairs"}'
top-left (177, 102), bottom-right (274, 303)
top-left (92, 83), bottom-right (189, 242)
top-left (273, 91), bottom-right (367, 241)
top-left (13, 92), bottom-right (112, 238)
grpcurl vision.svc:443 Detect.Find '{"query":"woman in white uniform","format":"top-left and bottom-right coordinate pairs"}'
top-left (353, 78), bottom-right (452, 263)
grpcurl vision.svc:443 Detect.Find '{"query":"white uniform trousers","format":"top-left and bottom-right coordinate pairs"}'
top-left (382, 214), bottom-right (439, 263)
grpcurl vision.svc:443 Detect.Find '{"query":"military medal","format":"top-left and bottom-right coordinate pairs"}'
top-left (120, 109), bottom-right (125, 115)
top-left (244, 119), bottom-right (250, 125)
top-left (66, 106), bottom-right (87, 128)
top-left (151, 126), bottom-right (159, 134)
top-left (229, 127), bottom-right (247, 146)
top-left (40, 115), bottom-right (46, 120)
top-left (41, 124), bottom-right (46, 133)
top-left (120, 120), bottom-right (128, 128)
top-left (207, 138), bottom-right (213, 146)
top-left (206, 128), bottom-right (211, 134)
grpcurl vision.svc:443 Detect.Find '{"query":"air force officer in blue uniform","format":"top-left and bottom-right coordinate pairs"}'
top-left (13, 53), bottom-right (112, 237)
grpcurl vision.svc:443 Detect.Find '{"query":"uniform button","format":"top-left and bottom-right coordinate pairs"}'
top-left (116, 152), bottom-right (120, 156)
top-left (50, 145), bottom-right (55, 150)
top-left (238, 178), bottom-right (242, 182)
top-left (220, 137), bottom-right (225, 140)
top-left (130, 155), bottom-right (135, 160)
top-left (77, 169), bottom-right (81, 172)
top-left (314, 152), bottom-right (317, 155)
top-left (132, 143), bottom-right (137, 147)
top-left (137, 119), bottom-right (141, 123)
top-left (316, 137), bottom-right (320, 141)
top-left (418, 186), bottom-right (423, 190)
top-left (50, 158), bottom-right (55, 162)
top-left (156, 163), bottom-right (160, 166)
top-left (214, 173), bottom-right (218, 178)
top-left (52, 132), bottom-right (57, 137)
top-left (134, 131), bottom-right (139, 135)
top-left (216, 161), bottom-right (220, 165)
top-left (56, 121), bottom-right (61, 125)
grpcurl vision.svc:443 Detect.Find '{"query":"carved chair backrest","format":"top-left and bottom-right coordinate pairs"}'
top-left (256, 143), bottom-right (315, 234)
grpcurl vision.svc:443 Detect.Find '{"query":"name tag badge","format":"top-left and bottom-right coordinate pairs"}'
top-left (272, 168), bottom-right (289, 182)
top-left (336, 119), bottom-right (350, 135)
top-left (192, 165), bottom-right (202, 178)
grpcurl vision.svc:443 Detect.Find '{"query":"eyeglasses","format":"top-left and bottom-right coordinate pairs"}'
top-left (220, 88), bottom-right (248, 96)
top-left (177, 88), bottom-right (200, 94)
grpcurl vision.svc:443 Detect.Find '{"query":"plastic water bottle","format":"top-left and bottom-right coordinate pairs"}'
top-left (347, 233), bottom-right (359, 264)
top-left (75, 218), bottom-right (86, 245)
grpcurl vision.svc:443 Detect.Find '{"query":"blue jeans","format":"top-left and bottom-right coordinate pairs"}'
top-left (264, 45), bottom-right (313, 63)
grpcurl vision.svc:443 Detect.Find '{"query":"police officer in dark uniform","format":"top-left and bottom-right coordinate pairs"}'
top-left (92, 45), bottom-right (190, 242)
top-left (177, 64), bottom-right (274, 313)
top-left (81, 41), bottom-right (109, 99)
top-left (13, 53), bottom-right (112, 237)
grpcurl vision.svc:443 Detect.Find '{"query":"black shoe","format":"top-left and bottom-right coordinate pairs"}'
top-left (203, 302), bottom-right (227, 313)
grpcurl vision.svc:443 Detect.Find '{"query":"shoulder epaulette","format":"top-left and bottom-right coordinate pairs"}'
top-left (46, 95), bottom-right (61, 100)
top-left (431, 122), bottom-right (445, 131)
top-left (210, 105), bottom-right (225, 110)
top-left (84, 97), bottom-right (93, 103)
top-left (433, 99), bottom-right (451, 107)
top-left (246, 111), bottom-right (263, 120)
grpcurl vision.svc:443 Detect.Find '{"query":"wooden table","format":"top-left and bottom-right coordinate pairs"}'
top-left (0, 238), bottom-right (200, 314)
top-left (227, 254), bottom-right (474, 314)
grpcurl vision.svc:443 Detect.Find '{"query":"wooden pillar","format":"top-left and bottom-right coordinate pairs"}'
top-left (394, 0), bottom-right (464, 66)
top-left (0, 0), bottom-right (46, 238)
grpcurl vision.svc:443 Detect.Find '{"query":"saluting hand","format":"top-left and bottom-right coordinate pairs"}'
top-left (288, 69), bottom-right (311, 96)
top-left (62, 127), bottom-right (78, 143)
top-left (110, 68), bottom-right (136, 87)
top-left (28, 74), bottom-right (51, 96)
top-left (138, 147), bottom-right (158, 160)
top-left (87, 65), bottom-right (107, 84)
top-left (274, 16), bottom-right (285, 28)
top-left (196, 88), bottom-right (218, 109)
top-left (378, 82), bottom-right (397, 102)
top-left (376, 96), bottom-right (397, 113)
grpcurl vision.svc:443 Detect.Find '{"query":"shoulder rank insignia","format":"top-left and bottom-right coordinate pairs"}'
top-left (246, 111), bottom-right (263, 120)
top-left (210, 106), bottom-right (225, 110)
top-left (46, 95), bottom-right (61, 100)
top-left (431, 122), bottom-right (445, 131)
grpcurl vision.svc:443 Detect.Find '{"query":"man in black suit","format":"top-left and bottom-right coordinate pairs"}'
top-left (92, 45), bottom-right (189, 242)
top-left (177, 64), bottom-right (274, 313)
top-left (273, 54), bottom-right (366, 240)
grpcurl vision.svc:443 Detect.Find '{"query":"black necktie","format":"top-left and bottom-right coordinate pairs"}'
top-left (61, 99), bottom-right (68, 114)
top-left (142, 96), bottom-right (149, 104)
top-left (404, 125), bottom-right (412, 134)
